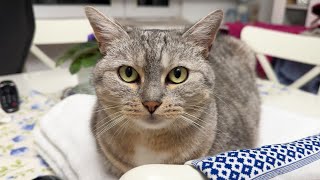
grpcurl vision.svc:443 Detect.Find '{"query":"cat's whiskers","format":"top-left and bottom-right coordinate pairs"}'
top-left (183, 112), bottom-right (207, 124)
top-left (110, 119), bottom-right (130, 142)
top-left (96, 116), bottom-right (125, 138)
top-left (185, 105), bottom-right (213, 117)
top-left (93, 112), bottom-right (122, 133)
top-left (101, 98), bottom-right (122, 105)
top-left (186, 107), bottom-right (233, 141)
top-left (94, 105), bottom-right (122, 113)
top-left (181, 113), bottom-right (205, 128)
top-left (180, 116), bottom-right (205, 133)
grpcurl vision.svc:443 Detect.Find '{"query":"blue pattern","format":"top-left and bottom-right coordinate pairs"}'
top-left (10, 147), bottom-right (29, 156)
top-left (12, 135), bottom-right (24, 143)
top-left (22, 124), bottom-right (35, 131)
top-left (192, 134), bottom-right (320, 180)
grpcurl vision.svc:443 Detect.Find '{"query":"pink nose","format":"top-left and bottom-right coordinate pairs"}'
top-left (142, 101), bottom-right (162, 114)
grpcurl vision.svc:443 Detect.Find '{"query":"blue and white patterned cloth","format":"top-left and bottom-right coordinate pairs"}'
top-left (191, 134), bottom-right (320, 180)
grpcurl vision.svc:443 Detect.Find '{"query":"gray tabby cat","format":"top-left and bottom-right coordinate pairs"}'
top-left (85, 6), bottom-right (260, 177)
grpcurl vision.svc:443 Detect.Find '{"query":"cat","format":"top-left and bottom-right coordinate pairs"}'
top-left (86, 6), bottom-right (260, 178)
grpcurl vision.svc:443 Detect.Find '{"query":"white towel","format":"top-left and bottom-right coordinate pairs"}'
top-left (33, 94), bottom-right (116, 180)
top-left (33, 94), bottom-right (320, 180)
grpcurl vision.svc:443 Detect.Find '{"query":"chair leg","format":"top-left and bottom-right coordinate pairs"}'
top-left (30, 45), bottom-right (56, 69)
top-left (289, 66), bottom-right (320, 89)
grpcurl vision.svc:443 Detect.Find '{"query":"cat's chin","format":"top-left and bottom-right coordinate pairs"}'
top-left (135, 115), bottom-right (170, 130)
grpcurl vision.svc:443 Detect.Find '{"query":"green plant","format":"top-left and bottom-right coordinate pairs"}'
top-left (56, 41), bottom-right (102, 74)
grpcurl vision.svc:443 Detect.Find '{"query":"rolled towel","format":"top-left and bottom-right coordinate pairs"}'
top-left (33, 94), bottom-right (116, 180)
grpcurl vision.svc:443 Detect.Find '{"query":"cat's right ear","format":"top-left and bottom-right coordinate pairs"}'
top-left (85, 6), bottom-right (129, 55)
top-left (182, 10), bottom-right (223, 57)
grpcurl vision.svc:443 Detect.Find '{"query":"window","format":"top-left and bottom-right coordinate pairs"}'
top-left (33, 0), bottom-right (111, 5)
top-left (33, 0), bottom-right (180, 19)
top-left (137, 0), bottom-right (169, 6)
top-left (126, 0), bottom-right (180, 18)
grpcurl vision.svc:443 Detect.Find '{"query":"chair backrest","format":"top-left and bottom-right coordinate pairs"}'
top-left (33, 19), bottom-right (92, 45)
top-left (241, 26), bottom-right (320, 94)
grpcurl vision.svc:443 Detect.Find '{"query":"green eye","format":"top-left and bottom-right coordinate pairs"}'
top-left (167, 67), bottom-right (188, 84)
top-left (118, 66), bottom-right (139, 83)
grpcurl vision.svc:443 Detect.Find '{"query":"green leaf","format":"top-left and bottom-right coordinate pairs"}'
top-left (80, 53), bottom-right (102, 68)
top-left (69, 59), bottom-right (82, 74)
top-left (56, 44), bottom-right (82, 66)
top-left (56, 42), bottom-right (99, 67)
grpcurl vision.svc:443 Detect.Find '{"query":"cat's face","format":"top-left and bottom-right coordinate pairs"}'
top-left (85, 7), bottom-right (223, 130)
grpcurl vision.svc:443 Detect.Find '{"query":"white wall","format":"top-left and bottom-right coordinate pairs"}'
top-left (181, 0), bottom-right (237, 22)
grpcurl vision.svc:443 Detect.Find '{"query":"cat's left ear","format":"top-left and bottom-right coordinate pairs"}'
top-left (182, 10), bottom-right (223, 57)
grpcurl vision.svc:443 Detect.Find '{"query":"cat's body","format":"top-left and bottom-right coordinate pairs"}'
top-left (86, 7), bottom-right (260, 178)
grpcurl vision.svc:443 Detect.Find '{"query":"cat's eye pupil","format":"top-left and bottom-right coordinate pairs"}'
top-left (174, 68), bottom-right (181, 78)
top-left (125, 67), bottom-right (133, 77)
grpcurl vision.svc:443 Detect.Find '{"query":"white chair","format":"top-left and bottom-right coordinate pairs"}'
top-left (30, 19), bottom-right (92, 69)
top-left (241, 26), bottom-right (320, 117)
top-left (30, 18), bottom-right (188, 69)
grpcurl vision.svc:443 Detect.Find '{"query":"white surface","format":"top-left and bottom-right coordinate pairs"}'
top-left (34, 94), bottom-right (116, 180)
top-left (241, 27), bottom-right (320, 65)
top-left (34, 19), bottom-right (92, 45)
top-left (241, 27), bottom-right (320, 90)
top-left (258, 79), bottom-right (320, 118)
top-left (181, 0), bottom-right (237, 23)
top-left (0, 69), bottom-right (78, 95)
top-left (120, 164), bottom-right (206, 180)
top-left (259, 104), bottom-right (320, 146)
top-left (33, 3), bottom-right (125, 19)
top-left (272, 157), bottom-right (320, 180)
top-left (31, 18), bottom-right (92, 68)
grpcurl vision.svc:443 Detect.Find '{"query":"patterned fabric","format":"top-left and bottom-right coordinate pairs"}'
top-left (0, 91), bottom-right (58, 180)
top-left (192, 134), bottom-right (320, 180)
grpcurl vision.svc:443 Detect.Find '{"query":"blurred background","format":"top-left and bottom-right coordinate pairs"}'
top-left (0, 0), bottom-right (319, 95)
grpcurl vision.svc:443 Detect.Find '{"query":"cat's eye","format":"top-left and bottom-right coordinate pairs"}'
top-left (167, 67), bottom-right (188, 84)
top-left (118, 66), bottom-right (139, 83)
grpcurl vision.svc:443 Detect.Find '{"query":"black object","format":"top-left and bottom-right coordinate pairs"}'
top-left (0, 81), bottom-right (19, 113)
top-left (0, 1), bottom-right (35, 75)
top-left (32, 176), bottom-right (62, 180)
top-left (33, 0), bottom-right (110, 4)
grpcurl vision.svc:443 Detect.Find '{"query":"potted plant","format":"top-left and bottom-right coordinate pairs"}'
top-left (56, 34), bottom-right (101, 83)
top-left (56, 34), bottom-right (101, 98)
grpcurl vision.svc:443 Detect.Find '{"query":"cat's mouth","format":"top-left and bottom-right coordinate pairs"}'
top-left (135, 114), bottom-right (169, 129)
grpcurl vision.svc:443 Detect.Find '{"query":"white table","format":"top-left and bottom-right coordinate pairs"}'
top-left (0, 68), bottom-right (78, 96)
top-left (257, 79), bottom-right (320, 118)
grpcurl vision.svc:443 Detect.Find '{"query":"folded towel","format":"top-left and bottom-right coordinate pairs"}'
top-left (34, 94), bottom-right (320, 180)
top-left (33, 94), bottom-right (116, 180)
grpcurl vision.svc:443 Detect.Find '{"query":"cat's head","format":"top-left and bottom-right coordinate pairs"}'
top-left (85, 7), bottom-right (222, 130)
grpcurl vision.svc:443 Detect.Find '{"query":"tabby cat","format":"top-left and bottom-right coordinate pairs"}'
top-left (86, 6), bottom-right (260, 177)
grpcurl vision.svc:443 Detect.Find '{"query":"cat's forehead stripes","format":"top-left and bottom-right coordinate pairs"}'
top-left (138, 30), bottom-right (168, 75)
top-left (136, 30), bottom-right (169, 102)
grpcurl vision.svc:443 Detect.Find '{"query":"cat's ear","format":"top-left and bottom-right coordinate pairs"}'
top-left (85, 6), bottom-right (129, 55)
top-left (182, 10), bottom-right (223, 56)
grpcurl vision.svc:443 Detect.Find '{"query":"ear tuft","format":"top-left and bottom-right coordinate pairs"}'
top-left (84, 6), bottom-right (128, 55)
top-left (182, 10), bottom-right (223, 56)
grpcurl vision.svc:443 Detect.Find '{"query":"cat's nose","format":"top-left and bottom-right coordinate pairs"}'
top-left (142, 101), bottom-right (162, 114)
